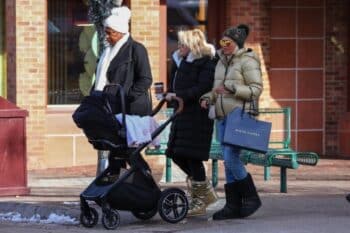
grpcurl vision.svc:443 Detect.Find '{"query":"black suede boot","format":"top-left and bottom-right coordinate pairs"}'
top-left (237, 173), bottom-right (262, 218)
top-left (213, 182), bottom-right (241, 220)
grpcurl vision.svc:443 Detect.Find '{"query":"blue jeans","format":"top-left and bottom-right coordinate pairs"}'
top-left (216, 118), bottom-right (247, 183)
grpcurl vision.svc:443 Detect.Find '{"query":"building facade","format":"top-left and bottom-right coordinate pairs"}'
top-left (0, 0), bottom-right (349, 170)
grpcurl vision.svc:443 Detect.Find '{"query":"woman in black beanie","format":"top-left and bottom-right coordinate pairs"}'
top-left (200, 24), bottom-right (263, 220)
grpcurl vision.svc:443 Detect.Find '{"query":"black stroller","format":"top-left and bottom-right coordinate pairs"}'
top-left (72, 84), bottom-right (188, 230)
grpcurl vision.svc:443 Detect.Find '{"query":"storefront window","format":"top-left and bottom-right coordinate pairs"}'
top-left (166, 0), bottom-right (208, 82)
top-left (48, 0), bottom-right (97, 104)
top-left (0, 0), bottom-right (5, 97)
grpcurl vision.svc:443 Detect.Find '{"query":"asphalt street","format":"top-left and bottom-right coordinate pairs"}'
top-left (1, 159), bottom-right (350, 232)
top-left (1, 195), bottom-right (350, 233)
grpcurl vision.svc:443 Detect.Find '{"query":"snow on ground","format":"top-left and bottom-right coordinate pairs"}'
top-left (62, 201), bottom-right (79, 205)
top-left (0, 212), bottom-right (79, 225)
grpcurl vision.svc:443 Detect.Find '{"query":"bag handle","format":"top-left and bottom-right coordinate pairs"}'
top-left (242, 86), bottom-right (258, 117)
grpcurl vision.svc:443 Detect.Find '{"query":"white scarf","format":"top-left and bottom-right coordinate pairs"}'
top-left (94, 33), bottom-right (130, 91)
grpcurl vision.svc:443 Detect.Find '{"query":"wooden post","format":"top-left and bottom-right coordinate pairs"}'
top-left (0, 97), bottom-right (30, 196)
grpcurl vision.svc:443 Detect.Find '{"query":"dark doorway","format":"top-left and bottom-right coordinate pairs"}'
top-left (162, 0), bottom-right (225, 86)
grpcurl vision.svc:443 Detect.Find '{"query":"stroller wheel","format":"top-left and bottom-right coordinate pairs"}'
top-left (102, 209), bottom-right (120, 230)
top-left (132, 207), bottom-right (158, 220)
top-left (80, 207), bottom-right (98, 228)
top-left (158, 188), bottom-right (188, 223)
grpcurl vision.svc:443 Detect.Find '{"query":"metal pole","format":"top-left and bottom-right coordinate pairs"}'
top-left (96, 150), bottom-right (109, 176)
top-left (264, 166), bottom-right (271, 181)
top-left (212, 159), bottom-right (218, 188)
top-left (165, 157), bottom-right (172, 182)
top-left (280, 167), bottom-right (287, 193)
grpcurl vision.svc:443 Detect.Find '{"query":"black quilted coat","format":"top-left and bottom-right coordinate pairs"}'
top-left (165, 55), bottom-right (215, 161)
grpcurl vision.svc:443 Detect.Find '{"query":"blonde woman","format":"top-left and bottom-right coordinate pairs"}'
top-left (164, 29), bottom-right (217, 216)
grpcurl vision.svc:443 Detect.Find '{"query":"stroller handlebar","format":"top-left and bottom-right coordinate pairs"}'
top-left (151, 96), bottom-right (184, 117)
top-left (151, 98), bottom-right (166, 116)
top-left (171, 96), bottom-right (184, 115)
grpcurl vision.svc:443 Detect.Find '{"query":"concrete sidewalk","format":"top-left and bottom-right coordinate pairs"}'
top-left (0, 159), bottom-right (350, 228)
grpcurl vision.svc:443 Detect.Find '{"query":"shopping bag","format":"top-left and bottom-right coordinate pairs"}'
top-left (223, 107), bottom-right (272, 153)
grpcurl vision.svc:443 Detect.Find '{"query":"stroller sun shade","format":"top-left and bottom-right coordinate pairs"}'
top-left (72, 89), bottom-right (127, 149)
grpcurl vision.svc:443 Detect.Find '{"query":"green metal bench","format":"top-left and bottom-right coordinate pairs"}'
top-left (145, 107), bottom-right (319, 193)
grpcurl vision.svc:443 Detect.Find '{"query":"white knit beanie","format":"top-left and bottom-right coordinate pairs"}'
top-left (103, 6), bottom-right (131, 33)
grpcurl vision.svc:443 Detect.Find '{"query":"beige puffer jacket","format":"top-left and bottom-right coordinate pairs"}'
top-left (201, 48), bottom-right (263, 118)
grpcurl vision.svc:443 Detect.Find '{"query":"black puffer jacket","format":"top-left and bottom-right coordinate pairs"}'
top-left (165, 53), bottom-right (216, 161)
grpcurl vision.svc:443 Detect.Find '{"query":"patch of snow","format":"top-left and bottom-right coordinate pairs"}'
top-left (41, 213), bottom-right (78, 224)
top-left (63, 201), bottom-right (79, 205)
top-left (0, 212), bottom-right (78, 225)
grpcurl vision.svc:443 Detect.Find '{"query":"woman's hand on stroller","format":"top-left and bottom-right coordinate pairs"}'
top-left (165, 92), bottom-right (176, 101)
top-left (151, 93), bottom-right (183, 116)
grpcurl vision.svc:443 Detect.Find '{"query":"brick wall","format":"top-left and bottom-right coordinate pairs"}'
top-left (226, 1), bottom-right (328, 154)
top-left (130, 0), bottom-right (160, 83)
top-left (225, 0), bottom-right (349, 156)
top-left (225, 0), bottom-right (271, 108)
top-left (9, 0), bottom-right (163, 170)
top-left (14, 0), bottom-right (47, 169)
top-left (5, 0), bottom-right (349, 171)
top-left (325, 0), bottom-right (350, 155)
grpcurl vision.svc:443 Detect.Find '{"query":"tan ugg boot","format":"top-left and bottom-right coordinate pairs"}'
top-left (192, 179), bottom-right (218, 206)
top-left (186, 178), bottom-right (218, 216)
top-left (186, 176), bottom-right (193, 197)
top-left (187, 197), bottom-right (206, 216)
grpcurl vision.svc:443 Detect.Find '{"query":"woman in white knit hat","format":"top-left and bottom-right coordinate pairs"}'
top-left (93, 6), bottom-right (153, 117)
top-left (93, 6), bottom-right (153, 173)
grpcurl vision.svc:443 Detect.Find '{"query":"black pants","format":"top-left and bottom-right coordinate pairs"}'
top-left (172, 157), bottom-right (206, 182)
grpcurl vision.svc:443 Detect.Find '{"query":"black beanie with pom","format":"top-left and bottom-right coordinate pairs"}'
top-left (223, 24), bottom-right (250, 49)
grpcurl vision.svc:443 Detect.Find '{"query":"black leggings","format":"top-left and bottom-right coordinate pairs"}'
top-left (172, 157), bottom-right (206, 182)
